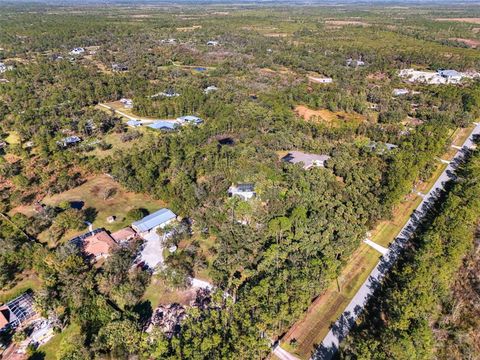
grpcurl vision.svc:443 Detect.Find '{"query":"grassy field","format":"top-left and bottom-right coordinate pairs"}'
top-left (294, 105), bottom-right (367, 128)
top-left (34, 174), bottom-right (165, 246)
top-left (39, 323), bottom-right (79, 360)
top-left (142, 275), bottom-right (198, 309)
top-left (0, 272), bottom-right (41, 304)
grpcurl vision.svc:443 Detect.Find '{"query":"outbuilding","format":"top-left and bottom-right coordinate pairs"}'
top-left (132, 208), bottom-right (177, 234)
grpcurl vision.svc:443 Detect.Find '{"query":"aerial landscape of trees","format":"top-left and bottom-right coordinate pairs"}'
top-left (0, 2), bottom-right (480, 359)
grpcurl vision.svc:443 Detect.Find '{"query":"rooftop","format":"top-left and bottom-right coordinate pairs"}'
top-left (148, 121), bottom-right (178, 130)
top-left (282, 151), bottom-right (331, 169)
top-left (111, 227), bottom-right (137, 243)
top-left (132, 208), bottom-right (177, 233)
top-left (83, 230), bottom-right (117, 258)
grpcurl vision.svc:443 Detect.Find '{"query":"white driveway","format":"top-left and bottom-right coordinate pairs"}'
top-left (310, 123), bottom-right (480, 360)
top-left (139, 230), bottom-right (165, 270)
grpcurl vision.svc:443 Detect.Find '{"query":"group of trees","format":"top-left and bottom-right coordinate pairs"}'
top-left (0, 4), bottom-right (480, 359)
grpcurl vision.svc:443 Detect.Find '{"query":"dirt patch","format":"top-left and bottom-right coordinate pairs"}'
top-left (176, 25), bottom-right (202, 32)
top-left (325, 20), bottom-right (369, 27)
top-left (295, 105), bottom-right (365, 127)
top-left (449, 37), bottom-right (480, 48)
top-left (264, 33), bottom-right (288, 37)
top-left (435, 18), bottom-right (480, 24)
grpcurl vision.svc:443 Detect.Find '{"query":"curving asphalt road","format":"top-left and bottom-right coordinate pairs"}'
top-left (310, 123), bottom-right (480, 360)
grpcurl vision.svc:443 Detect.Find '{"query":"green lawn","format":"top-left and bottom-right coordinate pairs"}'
top-left (39, 323), bottom-right (80, 360)
top-left (0, 273), bottom-right (42, 304)
top-left (36, 174), bottom-right (165, 246)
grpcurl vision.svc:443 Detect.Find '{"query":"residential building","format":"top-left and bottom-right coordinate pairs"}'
top-left (111, 227), bottom-right (137, 244)
top-left (393, 88), bottom-right (409, 96)
top-left (148, 121), bottom-right (178, 131)
top-left (0, 62), bottom-right (6, 73)
top-left (308, 75), bottom-right (333, 84)
top-left (82, 230), bottom-right (117, 260)
top-left (112, 63), bottom-right (128, 72)
top-left (346, 58), bottom-right (365, 67)
top-left (126, 119), bottom-right (142, 127)
top-left (207, 40), bottom-right (219, 46)
top-left (57, 135), bottom-right (81, 147)
top-left (0, 292), bottom-right (36, 332)
top-left (177, 115), bottom-right (203, 125)
top-left (228, 183), bottom-right (256, 200)
top-left (132, 208), bottom-right (177, 234)
top-left (120, 98), bottom-right (133, 108)
top-left (438, 69), bottom-right (463, 83)
top-left (69, 47), bottom-right (85, 55)
top-left (282, 151), bottom-right (331, 169)
top-left (204, 85), bottom-right (218, 94)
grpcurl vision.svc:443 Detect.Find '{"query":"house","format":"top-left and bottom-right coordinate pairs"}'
top-left (148, 121), bottom-right (178, 131)
top-left (69, 47), bottom-right (85, 55)
top-left (0, 292), bottom-right (36, 332)
top-left (177, 115), bottom-right (203, 125)
top-left (204, 85), bottom-right (218, 94)
top-left (228, 183), bottom-right (256, 200)
top-left (132, 208), bottom-right (177, 234)
top-left (57, 136), bottom-right (81, 147)
top-left (161, 38), bottom-right (177, 44)
top-left (151, 89), bottom-right (180, 98)
top-left (393, 88), bottom-right (409, 96)
top-left (346, 58), bottom-right (365, 67)
top-left (120, 98), bottom-right (133, 108)
top-left (111, 227), bottom-right (137, 244)
top-left (112, 63), bottom-right (128, 72)
top-left (308, 75), bottom-right (333, 84)
top-left (126, 119), bottom-right (142, 127)
top-left (82, 230), bottom-right (117, 260)
top-left (0, 62), bottom-right (6, 73)
top-left (438, 69), bottom-right (463, 83)
top-left (207, 40), bottom-right (219, 46)
top-left (282, 151), bottom-right (331, 170)
top-left (368, 142), bottom-right (398, 152)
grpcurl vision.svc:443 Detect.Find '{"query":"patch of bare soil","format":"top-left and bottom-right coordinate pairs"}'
top-left (449, 37), bottom-right (480, 48)
top-left (436, 17), bottom-right (480, 24)
top-left (325, 20), bottom-right (369, 27)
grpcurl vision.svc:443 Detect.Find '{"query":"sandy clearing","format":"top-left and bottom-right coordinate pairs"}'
top-left (436, 17), bottom-right (480, 24)
top-left (325, 20), bottom-right (369, 27)
top-left (449, 37), bottom-right (480, 48)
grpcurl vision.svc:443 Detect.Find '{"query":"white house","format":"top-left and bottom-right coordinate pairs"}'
top-left (207, 40), bottom-right (219, 46)
top-left (228, 184), bottom-right (256, 200)
top-left (308, 75), bottom-right (333, 84)
top-left (177, 115), bottom-right (203, 125)
top-left (438, 69), bottom-right (463, 83)
top-left (282, 151), bottom-right (330, 170)
top-left (69, 47), bottom-right (85, 56)
top-left (393, 88), bottom-right (409, 96)
top-left (120, 98), bottom-right (133, 108)
top-left (204, 85), bottom-right (218, 94)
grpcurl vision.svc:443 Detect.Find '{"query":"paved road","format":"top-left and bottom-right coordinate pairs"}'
top-left (310, 123), bottom-right (480, 360)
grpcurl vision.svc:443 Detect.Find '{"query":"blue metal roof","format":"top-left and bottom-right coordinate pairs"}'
top-left (132, 208), bottom-right (176, 232)
top-left (439, 69), bottom-right (460, 77)
top-left (148, 121), bottom-right (178, 130)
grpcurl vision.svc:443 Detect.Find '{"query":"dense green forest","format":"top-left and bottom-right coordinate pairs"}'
top-left (0, 2), bottom-right (480, 359)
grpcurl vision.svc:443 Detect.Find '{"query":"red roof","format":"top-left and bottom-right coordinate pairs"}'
top-left (83, 231), bottom-right (116, 259)
top-left (111, 227), bottom-right (136, 243)
top-left (0, 306), bottom-right (10, 329)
